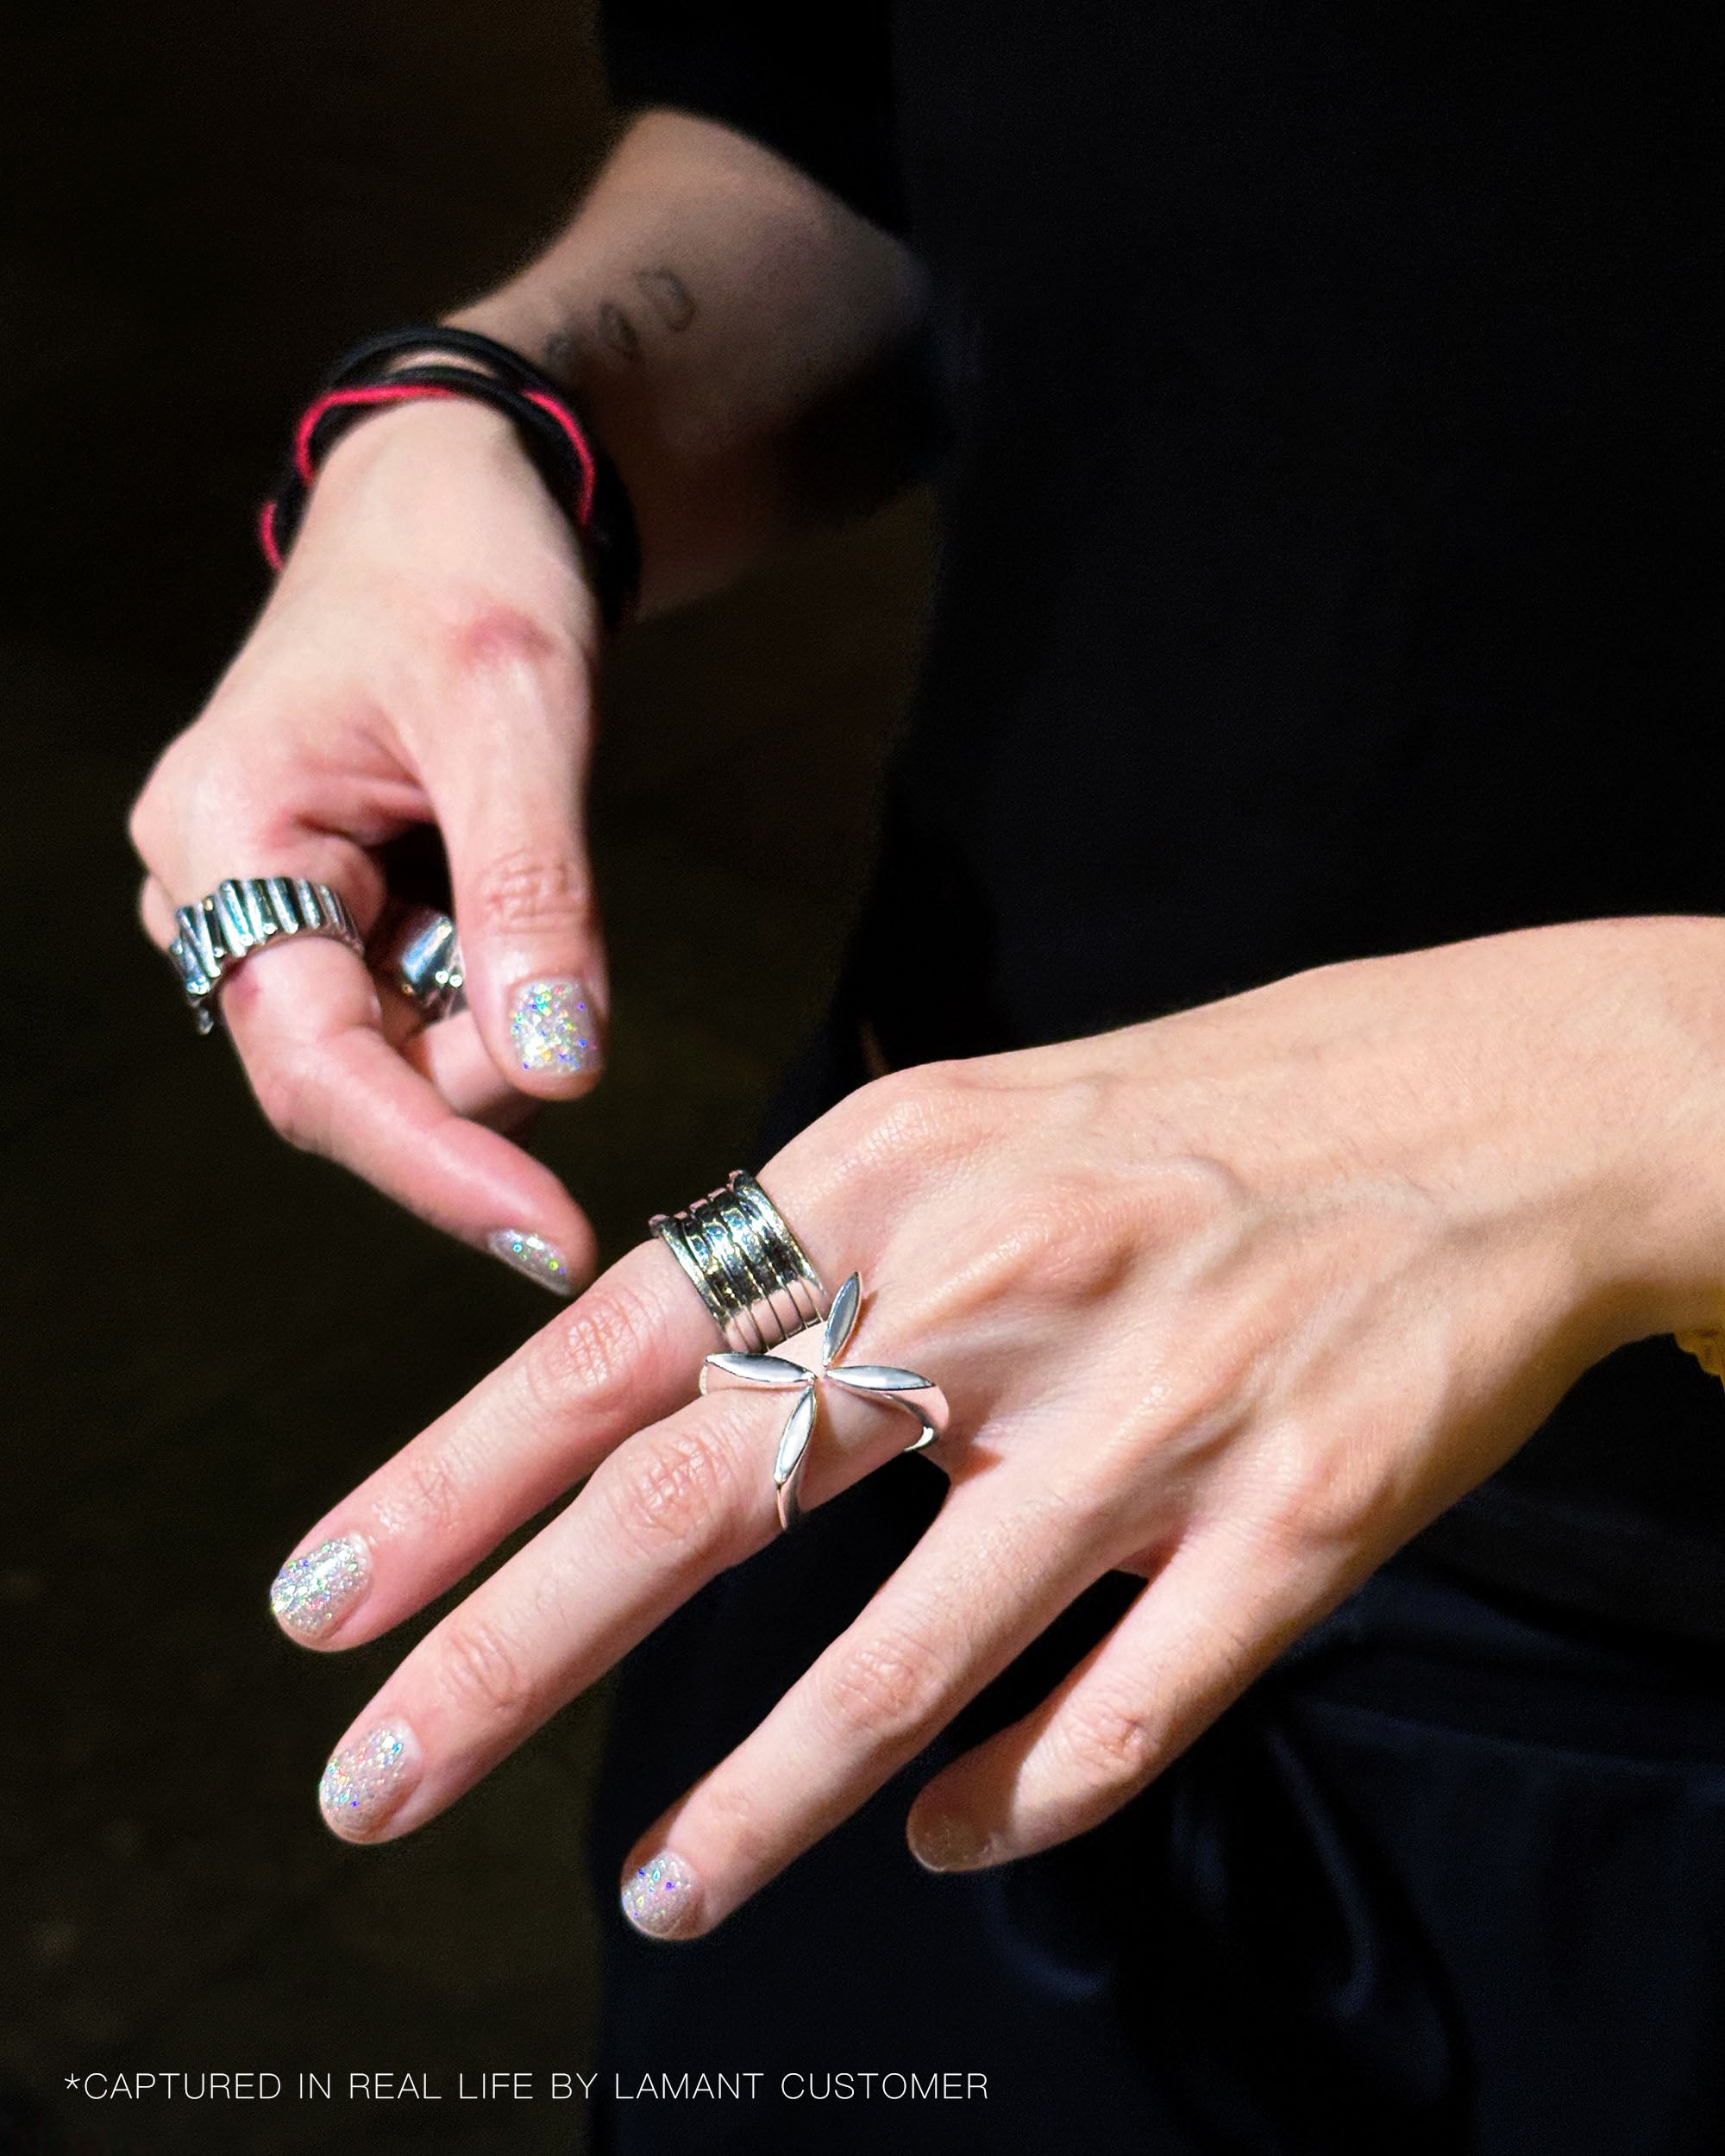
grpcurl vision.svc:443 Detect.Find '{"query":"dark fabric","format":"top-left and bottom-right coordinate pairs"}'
top-left (603, 2), bottom-right (906, 235)
top-left (590, 9), bottom-right (1725, 2143)
top-left (593, 1479), bottom-right (1725, 2154)
top-left (603, 0), bottom-right (1725, 1638)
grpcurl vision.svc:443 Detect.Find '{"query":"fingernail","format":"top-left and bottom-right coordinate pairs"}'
top-left (485, 1228), bottom-right (575, 1296)
top-left (319, 1721), bottom-right (419, 1839)
top-left (907, 1811), bottom-right (994, 1873)
top-left (619, 1851), bottom-right (702, 1940)
top-left (269, 1533), bottom-right (371, 1643)
top-left (509, 977), bottom-right (599, 1077)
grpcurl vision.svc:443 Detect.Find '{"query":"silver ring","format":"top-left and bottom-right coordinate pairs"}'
top-left (700, 1272), bottom-right (948, 1531)
top-left (649, 1169), bottom-right (826, 1353)
top-left (376, 905), bottom-right (467, 1020)
top-left (167, 878), bottom-right (364, 1035)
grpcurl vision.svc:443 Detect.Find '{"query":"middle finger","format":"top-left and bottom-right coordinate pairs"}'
top-left (310, 1369), bottom-right (925, 1841)
top-left (267, 1239), bottom-right (718, 1649)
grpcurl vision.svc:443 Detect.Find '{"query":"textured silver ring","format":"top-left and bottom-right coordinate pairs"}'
top-left (376, 904), bottom-right (467, 1020)
top-left (700, 1272), bottom-right (948, 1532)
top-left (167, 878), bottom-right (364, 1035)
top-left (650, 1169), bottom-right (827, 1354)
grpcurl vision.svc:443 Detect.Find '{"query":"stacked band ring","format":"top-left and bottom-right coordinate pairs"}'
top-left (651, 1170), bottom-right (947, 1530)
top-left (649, 1170), bottom-right (828, 1352)
top-left (167, 878), bottom-right (364, 1034)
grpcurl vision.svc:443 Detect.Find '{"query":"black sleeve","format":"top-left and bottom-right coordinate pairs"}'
top-left (600, 2), bottom-right (906, 235)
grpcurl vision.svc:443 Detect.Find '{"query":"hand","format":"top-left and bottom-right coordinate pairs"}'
top-left (268, 919), bottom-right (1725, 1930)
top-left (129, 398), bottom-right (607, 1285)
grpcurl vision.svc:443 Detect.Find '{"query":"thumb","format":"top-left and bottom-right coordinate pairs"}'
top-left (435, 672), bottom-right (607, 1104)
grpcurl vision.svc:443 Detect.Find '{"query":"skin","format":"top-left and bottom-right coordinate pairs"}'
top-left (283, 918), bottom-right (1725, 1927)
top-left (130, 110), bottom-right (1725, 1926)
top-left (128, 114), bottom-right (927, 1270)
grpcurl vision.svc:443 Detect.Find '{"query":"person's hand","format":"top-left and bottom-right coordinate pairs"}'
top-left (267, 918), bottom-right (1725, 1930)
top-left (129, 398), bottom-right (606, 1287)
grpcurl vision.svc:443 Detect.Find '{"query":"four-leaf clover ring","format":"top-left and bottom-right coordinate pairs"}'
top-left (699, 1273), bottom-right (950, 1531)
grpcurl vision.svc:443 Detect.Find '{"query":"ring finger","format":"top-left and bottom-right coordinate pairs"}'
top-left (311, 1364), bottom-right (930, 1843)
top-left (139, 862), bottom-right (591, 1282)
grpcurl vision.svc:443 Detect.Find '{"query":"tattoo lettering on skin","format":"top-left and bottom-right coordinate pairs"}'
top-left (634, 265), bottom-right (695, 332)
top-left (544, 327), bottom-right (579, 374)
top-left (597, 303), bottom-right (642, 363)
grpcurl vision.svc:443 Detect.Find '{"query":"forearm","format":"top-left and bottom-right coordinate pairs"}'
top-left (451, 109), bottom-right (933, 615)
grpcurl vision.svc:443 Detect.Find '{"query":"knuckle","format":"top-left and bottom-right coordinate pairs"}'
top-left (819, 1624), bottom-right (946, 1746)
top-left (534, 1280), bottom-right (660, 1419)
top-left (127, 744), bottom-right (188, 865)
top-left (601, 1422), bottom-right (740, 1565)
top-left (445, 602), bottom-right (567, 684)
top-left (1056, 1692), bottom-right (1164, 1791)
top-left (126, 785), bottom-right (163, 866)
top-left (859, 1062), bottom-right (979, 1161)
top-left (391, 1445), bottom-right (469, 1544)
top-left (974, 1178), bottom-right (1140, 1307)
top-left (1254, 1424), bottom-right (1381, 1556)
top-left (433, 1612), bottom-right (536, 1727)
top-left (467, 847), bottom-right (590, 936)
top-left (805, 1063), bottom-right (982, 1213)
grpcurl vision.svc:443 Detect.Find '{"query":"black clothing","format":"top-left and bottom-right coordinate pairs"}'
top-left (594, 1465), bottom-right (1725, 2156)
top-left (595, 6), bottom-right (1725, 2149)
top-left (608, 0), bottom-right (1725, 1641)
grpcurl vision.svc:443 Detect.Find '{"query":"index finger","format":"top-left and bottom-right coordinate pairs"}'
top-left (267, 1236), bottom-right (718, 1645)
top-left (220, 932), bottom-right (595, 1283)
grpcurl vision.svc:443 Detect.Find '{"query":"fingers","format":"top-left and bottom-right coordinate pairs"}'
top-left (218, 933), bottom-right (594, 1287)
top-left (426, 620), bottom-right (608, 1105)
top-left (138, 818), bottom-right (587, 1280)
top-left (309, 1392), bottom-right (779, 1840)
top-left (301, 1307), bottom-right (923, 1846)
top-left (397, 1008), bottom-right (536, 1131)
top-left (267, 1239), bottom-right (720, 1649)
top-left (609, 1467), bottom-right (1114, 1938)
top-left (140, 874), bottom-right (177, 945)
top-left (268, 1139), bottom-right (898, 1660)
top-left (903, 1518), bottom-right (1335, 1871)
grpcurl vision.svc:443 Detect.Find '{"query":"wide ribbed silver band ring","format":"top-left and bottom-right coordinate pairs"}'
top-left (649, 1170), bottom-right (827, 1352)
top-left (167, 878), bottom-right (364, 1035)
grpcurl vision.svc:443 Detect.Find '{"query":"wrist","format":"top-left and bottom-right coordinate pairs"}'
top-left (1552, 917), bottom-right (1725, 1349)
top-left (261, 327), bottom-right (636, 630)
top-left (287, 399), bottom-right (605, 653)
top-left (309, 392), bottom-right (527, 503)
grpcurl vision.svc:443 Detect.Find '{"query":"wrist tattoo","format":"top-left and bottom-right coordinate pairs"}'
top-left (634, 266), bottom-right (695, 331)
top-left (544, 268), bottom-right (693, 379)
top-left (597, 302), bottom-right (642, 363)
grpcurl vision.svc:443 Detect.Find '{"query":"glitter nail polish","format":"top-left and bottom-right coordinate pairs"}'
top-left (620, 1852), bottom-right (700, 1939)
top-left (509, 977), bottom-right (599, 1076)
top-left (319, 1722), bottom-right (417, 1838)
top-left (269, 1534), bottom-right (371, 1643)
top-left (485, 1228), bottom-right (575, 1295)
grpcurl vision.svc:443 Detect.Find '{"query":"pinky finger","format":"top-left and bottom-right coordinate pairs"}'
top-left (904, 1523), bottom-right (1341, 1871)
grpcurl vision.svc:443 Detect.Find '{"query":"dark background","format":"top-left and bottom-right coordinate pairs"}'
top-left (0, 5), bottom-right (929, 2149)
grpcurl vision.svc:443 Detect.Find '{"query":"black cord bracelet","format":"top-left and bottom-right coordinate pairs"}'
top-left (260, 327), bottom-right (641, 631)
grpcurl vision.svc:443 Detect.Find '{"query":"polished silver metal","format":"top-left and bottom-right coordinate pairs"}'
top-left (650, 1169), bottom-right (826, 1353)
top-left (379, 905), bottom-right (467, 1020)
top-left (700, 1271), bottom-right (948, 1531)
top-left (166, 878), bottom-right (364, 1034)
